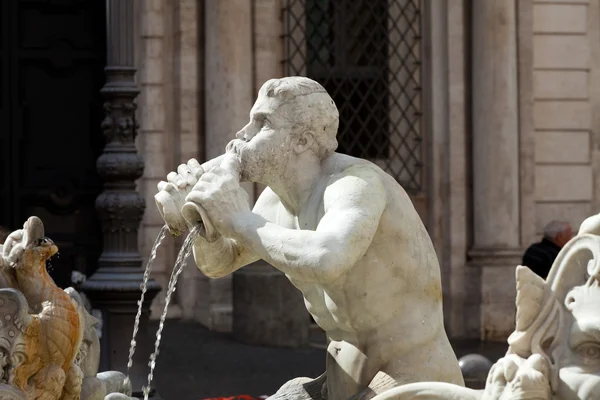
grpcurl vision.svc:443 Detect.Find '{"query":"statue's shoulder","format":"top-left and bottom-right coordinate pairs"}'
top-left (325, 153), bottom-right (384, 178)
top-left (324, 154), bottom-right (388, 190)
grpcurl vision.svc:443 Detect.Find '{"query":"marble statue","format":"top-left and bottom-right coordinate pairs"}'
top-left (0, 216), bottom-right (136, 400)
top-left (155, 76), bottom-right (464, 399)
top-left (354, 212), bottom-right (600, 400)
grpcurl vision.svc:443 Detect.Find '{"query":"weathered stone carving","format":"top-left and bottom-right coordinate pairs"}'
top-left (156, 76), bottom-right (600, 399)
top-left (362, 212), bottom-right (600, 400)
top-left (156, 76), bottom-right (464, 399)
top-left (0, 217), bottom-right (136, 400)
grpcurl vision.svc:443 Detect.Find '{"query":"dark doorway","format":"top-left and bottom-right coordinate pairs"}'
top-left (0, 0), bottom-right (106, 287)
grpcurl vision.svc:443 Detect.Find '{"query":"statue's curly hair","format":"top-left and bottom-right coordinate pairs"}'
top-left (260, 76), bottom-right (339, 159)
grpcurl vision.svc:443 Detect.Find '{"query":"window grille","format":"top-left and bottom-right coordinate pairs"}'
top-left (283, 0), bottom-right (424, 193)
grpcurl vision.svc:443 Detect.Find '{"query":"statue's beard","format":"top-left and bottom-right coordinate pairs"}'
top-left (226, 139), bottom-right (283, 185)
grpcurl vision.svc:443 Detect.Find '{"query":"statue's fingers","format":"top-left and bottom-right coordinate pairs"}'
top-left (187, 159), bottom-right (204, 178)
top-left (2, 231), bottom-right (22, 257)
top-left (185, 187), bottom-right (209, 204)
top-left (502, 357), bottom-right (520, 383)
top-left (525, 354), bottom-right (549, 377)
top-left (177, 163), bottom-right (197, 186)
top-left (198, 172), bottom-right (218, 184)
top-left (6, 244), bottom-right (24, 266)
top-left (167, 172), bottom-right (187, 189)
top-left (157, 181), bottom-right (175, 192)
top-left (6, 230), bottom-right (23, 242)
top-left (2, 239), bottom-right (12, 257)
top-left (484, 362), bottom-right (510, 399)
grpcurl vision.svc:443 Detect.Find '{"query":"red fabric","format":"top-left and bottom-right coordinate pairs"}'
top-left (202, 396), bottom-right (263, 400)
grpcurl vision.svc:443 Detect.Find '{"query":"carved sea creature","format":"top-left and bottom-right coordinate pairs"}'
top-left (3, 217), bottom-right (84, 400)
top-left (360, 213), bottom-right (600, 400)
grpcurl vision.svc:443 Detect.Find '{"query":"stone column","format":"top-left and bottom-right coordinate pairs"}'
top-left (83, 0), bottom-right (161, 397)
top-left (200, 0), bottom-right (309, 346)
top-left (199, 0), bottom-right (256, 332)
top-left (469, 0), bottom-right (521, 341)
top-left (234, 0), bottom-right (309, 348)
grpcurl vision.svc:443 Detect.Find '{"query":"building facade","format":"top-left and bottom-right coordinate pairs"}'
top-left (135, 0), bottom-right (600, 342)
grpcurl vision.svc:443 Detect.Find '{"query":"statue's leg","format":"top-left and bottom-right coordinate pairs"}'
top-left (61, 363), bottom-right (84, 400)
top-left (267, 373), bottom-right (327, 400)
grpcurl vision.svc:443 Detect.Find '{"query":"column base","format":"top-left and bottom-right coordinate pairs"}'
top-left (83, 267), bottom-right (161, 396)
top-left (468, 248), bottom-right (523, 341)
top-left (232, 261), bottom-right (309, 347)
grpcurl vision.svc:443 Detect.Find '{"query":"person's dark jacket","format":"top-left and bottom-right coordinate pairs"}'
top-left (522, 238), bottom-right (561, 279)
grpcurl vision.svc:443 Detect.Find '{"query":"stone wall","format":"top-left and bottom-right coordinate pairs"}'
top-left (136, 0), bottom-right (202, 321)
top-left (132, 0), bottom-right (600, 344)
top-left (532, 0), bottom-right (597, 232)
top-left (136, 0), bottom-right (179, 319)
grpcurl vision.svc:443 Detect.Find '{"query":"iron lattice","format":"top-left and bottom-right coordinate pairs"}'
top-left (283, 0), bottom-right (423, 193)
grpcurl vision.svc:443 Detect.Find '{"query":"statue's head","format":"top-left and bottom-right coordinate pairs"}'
top-left (228, 76), bottom-right (339, 183)
top-left (6, 216), bottom-right (58, 274)
top-left (507, 213), bottom-right (600, 399)
top-left (558, 278), bottom-right (600, 399)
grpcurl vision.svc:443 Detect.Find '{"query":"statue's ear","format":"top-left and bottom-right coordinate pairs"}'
top-left (293, 130), bottom-right (316, 155)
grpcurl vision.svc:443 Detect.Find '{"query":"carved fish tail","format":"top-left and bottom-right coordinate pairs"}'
top-left (40, 297), bottom-right (83, 367)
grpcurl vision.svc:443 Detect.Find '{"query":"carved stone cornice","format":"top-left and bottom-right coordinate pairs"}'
top-left (467, 247), bottom-right (524, 267)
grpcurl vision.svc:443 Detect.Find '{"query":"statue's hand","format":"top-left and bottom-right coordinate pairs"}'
top-left (184, 164), bottom-right (250, 238)
top-left (483, 354), bottom-right (551, 400)
top-left (2, 229), bottom-right (26, 267)
top-left (157, 158), bottom-right (205, 195)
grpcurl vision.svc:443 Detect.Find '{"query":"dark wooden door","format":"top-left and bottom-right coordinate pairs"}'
top-left (0, 0), bottom-right (106, 288)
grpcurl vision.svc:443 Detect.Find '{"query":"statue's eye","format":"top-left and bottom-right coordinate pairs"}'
top-left (577, 343), bottom-right (600, 362)
top-left (35, 238), bottom-right (49, 246)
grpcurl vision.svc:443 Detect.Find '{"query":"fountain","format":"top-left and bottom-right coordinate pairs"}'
top-left (2, 76), bottom-right (599, 399)
top-left (0, 216), bottom-right (135, 400)
top-left (143, 225), bottom-right (201, 400)
top-left (5, 211), bottom-right (600, 399)
top-left (149, 76), bottom-right (600, 399)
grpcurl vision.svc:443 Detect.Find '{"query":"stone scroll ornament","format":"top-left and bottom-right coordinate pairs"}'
top-left (0, 216), bottom-right (137, 400)
top-left (362, 212), bottom-right (600, 400)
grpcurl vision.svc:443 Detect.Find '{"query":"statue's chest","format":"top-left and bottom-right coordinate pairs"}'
top-left (275, 200), bottom-right (324, 231)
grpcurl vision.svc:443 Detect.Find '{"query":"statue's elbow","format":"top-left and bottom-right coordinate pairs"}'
top-left (316, 249), bottom-right (347, 283)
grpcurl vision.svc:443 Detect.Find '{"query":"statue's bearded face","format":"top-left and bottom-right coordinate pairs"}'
top-left (227, 93), bottom-right (301, 184)
top-left (556, 282), bottom-right (600, 400)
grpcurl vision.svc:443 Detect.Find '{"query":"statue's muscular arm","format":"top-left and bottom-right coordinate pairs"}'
top-left (191, 187), bottom-right (280, 278)
top-left (230, 166), bottom-right (387, 283)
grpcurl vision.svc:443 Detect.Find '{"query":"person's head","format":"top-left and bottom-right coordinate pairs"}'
top-left (543, 220), bottom-right (573, 248)
top-left (229, 76), bottom-right (339, 183)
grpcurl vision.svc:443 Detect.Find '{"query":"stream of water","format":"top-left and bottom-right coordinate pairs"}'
top-left (143, 224), bottom-right (201, 400)
top-left (126, 225), bottom-right (169, 381)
